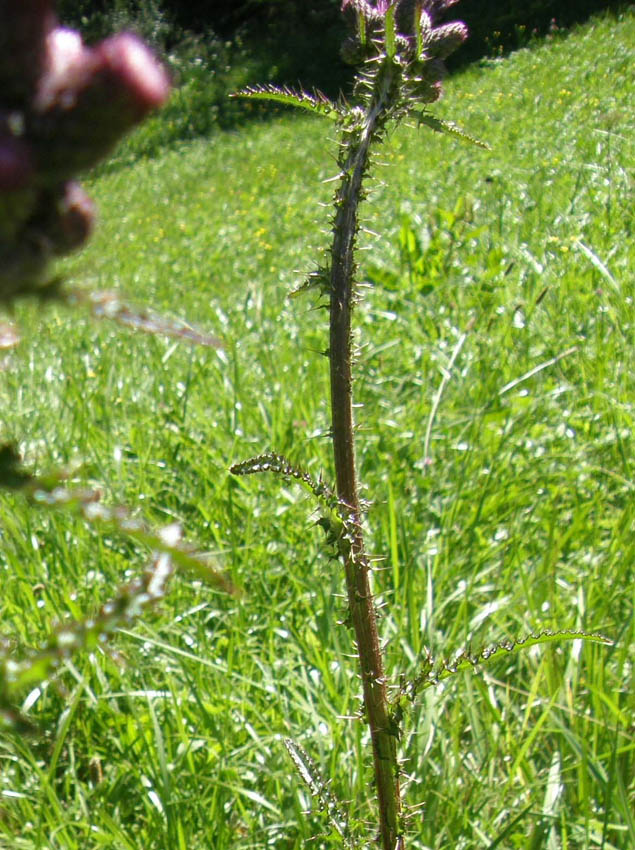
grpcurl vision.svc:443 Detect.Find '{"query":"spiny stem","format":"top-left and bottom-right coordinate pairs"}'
top-left (329, 63), bottom-right (402, 850)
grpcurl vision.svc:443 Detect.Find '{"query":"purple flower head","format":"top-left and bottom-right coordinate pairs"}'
top-left (32, 30), bottom-right (171, 180)
top-left (421, 0), bottom-right (461, 23)
top-left (341, 1), bottom-right (384, 14)
top-left (424, 21), bottom-right (469, 59)
top-left (341, 0), bottom-right (467, 105)
top-left (0, 2), bottom-right (170, 302)
top-left (342, 0), bottom-right (460, 25)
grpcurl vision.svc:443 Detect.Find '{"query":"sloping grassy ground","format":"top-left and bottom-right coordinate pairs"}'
top-left (0, 8), bottom-right (632, 849)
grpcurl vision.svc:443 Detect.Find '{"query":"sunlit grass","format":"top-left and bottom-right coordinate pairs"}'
top-left (0, 8), bottom-right (632, 849)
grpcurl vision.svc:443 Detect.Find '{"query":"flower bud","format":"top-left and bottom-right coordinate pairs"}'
top-left (97, 33), bottom-right (171, 121)
top-left (0, 9), bottom-right (170, 302)
top-left (35, 27), bottom-right (96, 112)
top-left (421, 0), bottom-right (460, 22)
top-left (396, 0), bottom-right (461, 33)
top-left (424, 21), bottom-right (468, 59)
top-left (407, 57), bottom-right (446, 103)
top-left (340, 35), bottom-right (367, 66)
top-left (408, 78), bottom-right (442, 104)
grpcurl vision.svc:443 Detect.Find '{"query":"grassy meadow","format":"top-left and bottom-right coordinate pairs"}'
top-left (0, 8), bottom-right (633, 849)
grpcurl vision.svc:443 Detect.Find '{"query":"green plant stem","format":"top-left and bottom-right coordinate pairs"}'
top-left (329, 75), bottom-right (402, 850)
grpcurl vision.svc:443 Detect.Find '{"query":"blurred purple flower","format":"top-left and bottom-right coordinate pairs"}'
top-left (0, 1), bottom-right (170, 302)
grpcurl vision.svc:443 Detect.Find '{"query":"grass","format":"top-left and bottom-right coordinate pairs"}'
top-left (0, 7), bottom-right (633, 849)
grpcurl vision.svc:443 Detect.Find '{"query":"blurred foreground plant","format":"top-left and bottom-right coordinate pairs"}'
top-left (0, 1), bottom-right (234, 731)
top-left (0, 0), bottom-right (170, 302)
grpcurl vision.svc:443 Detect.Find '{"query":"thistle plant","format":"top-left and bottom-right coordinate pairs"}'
top-left (0, 2), bottom-right (613, 847)
top-left (233, 4), bottom-right (474, 847)
top-left (0, 2), bottom-right (232, 731)
top-left (233, 2), bottom-right (608, 848)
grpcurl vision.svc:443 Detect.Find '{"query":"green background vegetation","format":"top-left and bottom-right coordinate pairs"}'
top-left (55, 0), bottom-right (630, 153)
top-left (0, 5), bottom-right (633, 849)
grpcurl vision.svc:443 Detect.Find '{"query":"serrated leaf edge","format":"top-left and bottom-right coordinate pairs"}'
top-left (231, 84), bottom-right (339, 119)
top-left (417, 111), bottom-right (491, 149)
top-left (402, 629), bottom-right (611, 702)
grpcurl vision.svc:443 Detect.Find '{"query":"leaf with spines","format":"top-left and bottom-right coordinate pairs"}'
top-left (401, 629), bottom-right (612, 703)
top-left (230, 452), bottom-right (345, 557)
top-left (230, 451), bottom-right (336, 505)
top-left (0, 540), bottom-right (191, 732)
top-left (284, 738), bottom-right (355, 847)
top-left (417, 111), bottom-right (491, 149)
top-left (231, 85), bottom-right (339, 120)
top-left (2, 547), bottom-right (175, 698)
top-left (289, 266), bottom-right (331, 299)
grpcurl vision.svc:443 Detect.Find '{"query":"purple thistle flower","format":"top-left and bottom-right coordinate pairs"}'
top-left (421, 0), bottom-right (461, 22)
top-left (32, 30), bottom-right (171, 180)
top-left (425, 21), bottom-right (469, 59)
top-left (341, 0), bottom-right (467, 104)
top-left (342, 0), bottom-right (460, 25)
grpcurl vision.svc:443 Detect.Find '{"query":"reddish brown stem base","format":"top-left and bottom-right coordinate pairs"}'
top-left (329, 110), bottom-right (402, 850)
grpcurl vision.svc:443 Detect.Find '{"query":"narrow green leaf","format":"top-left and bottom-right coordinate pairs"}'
top-left (357, 11), bottom-right (367, 49)
top-left (486, 803), bottom-right (534, 849)
top-left (508, 691), bottom-right (559, 786)
top-left (403, 630), bottom-right (612, 701)
top-left (384, 6), bottom-right (397, 59)
top-left (417, 111), bottom-right (491, 149)
top-left (48, 684), bottom-right (84, 780)
top-left (231, 85), bottom-right (339, 119)
top-left (285, 739), bottom-right (352, 845)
